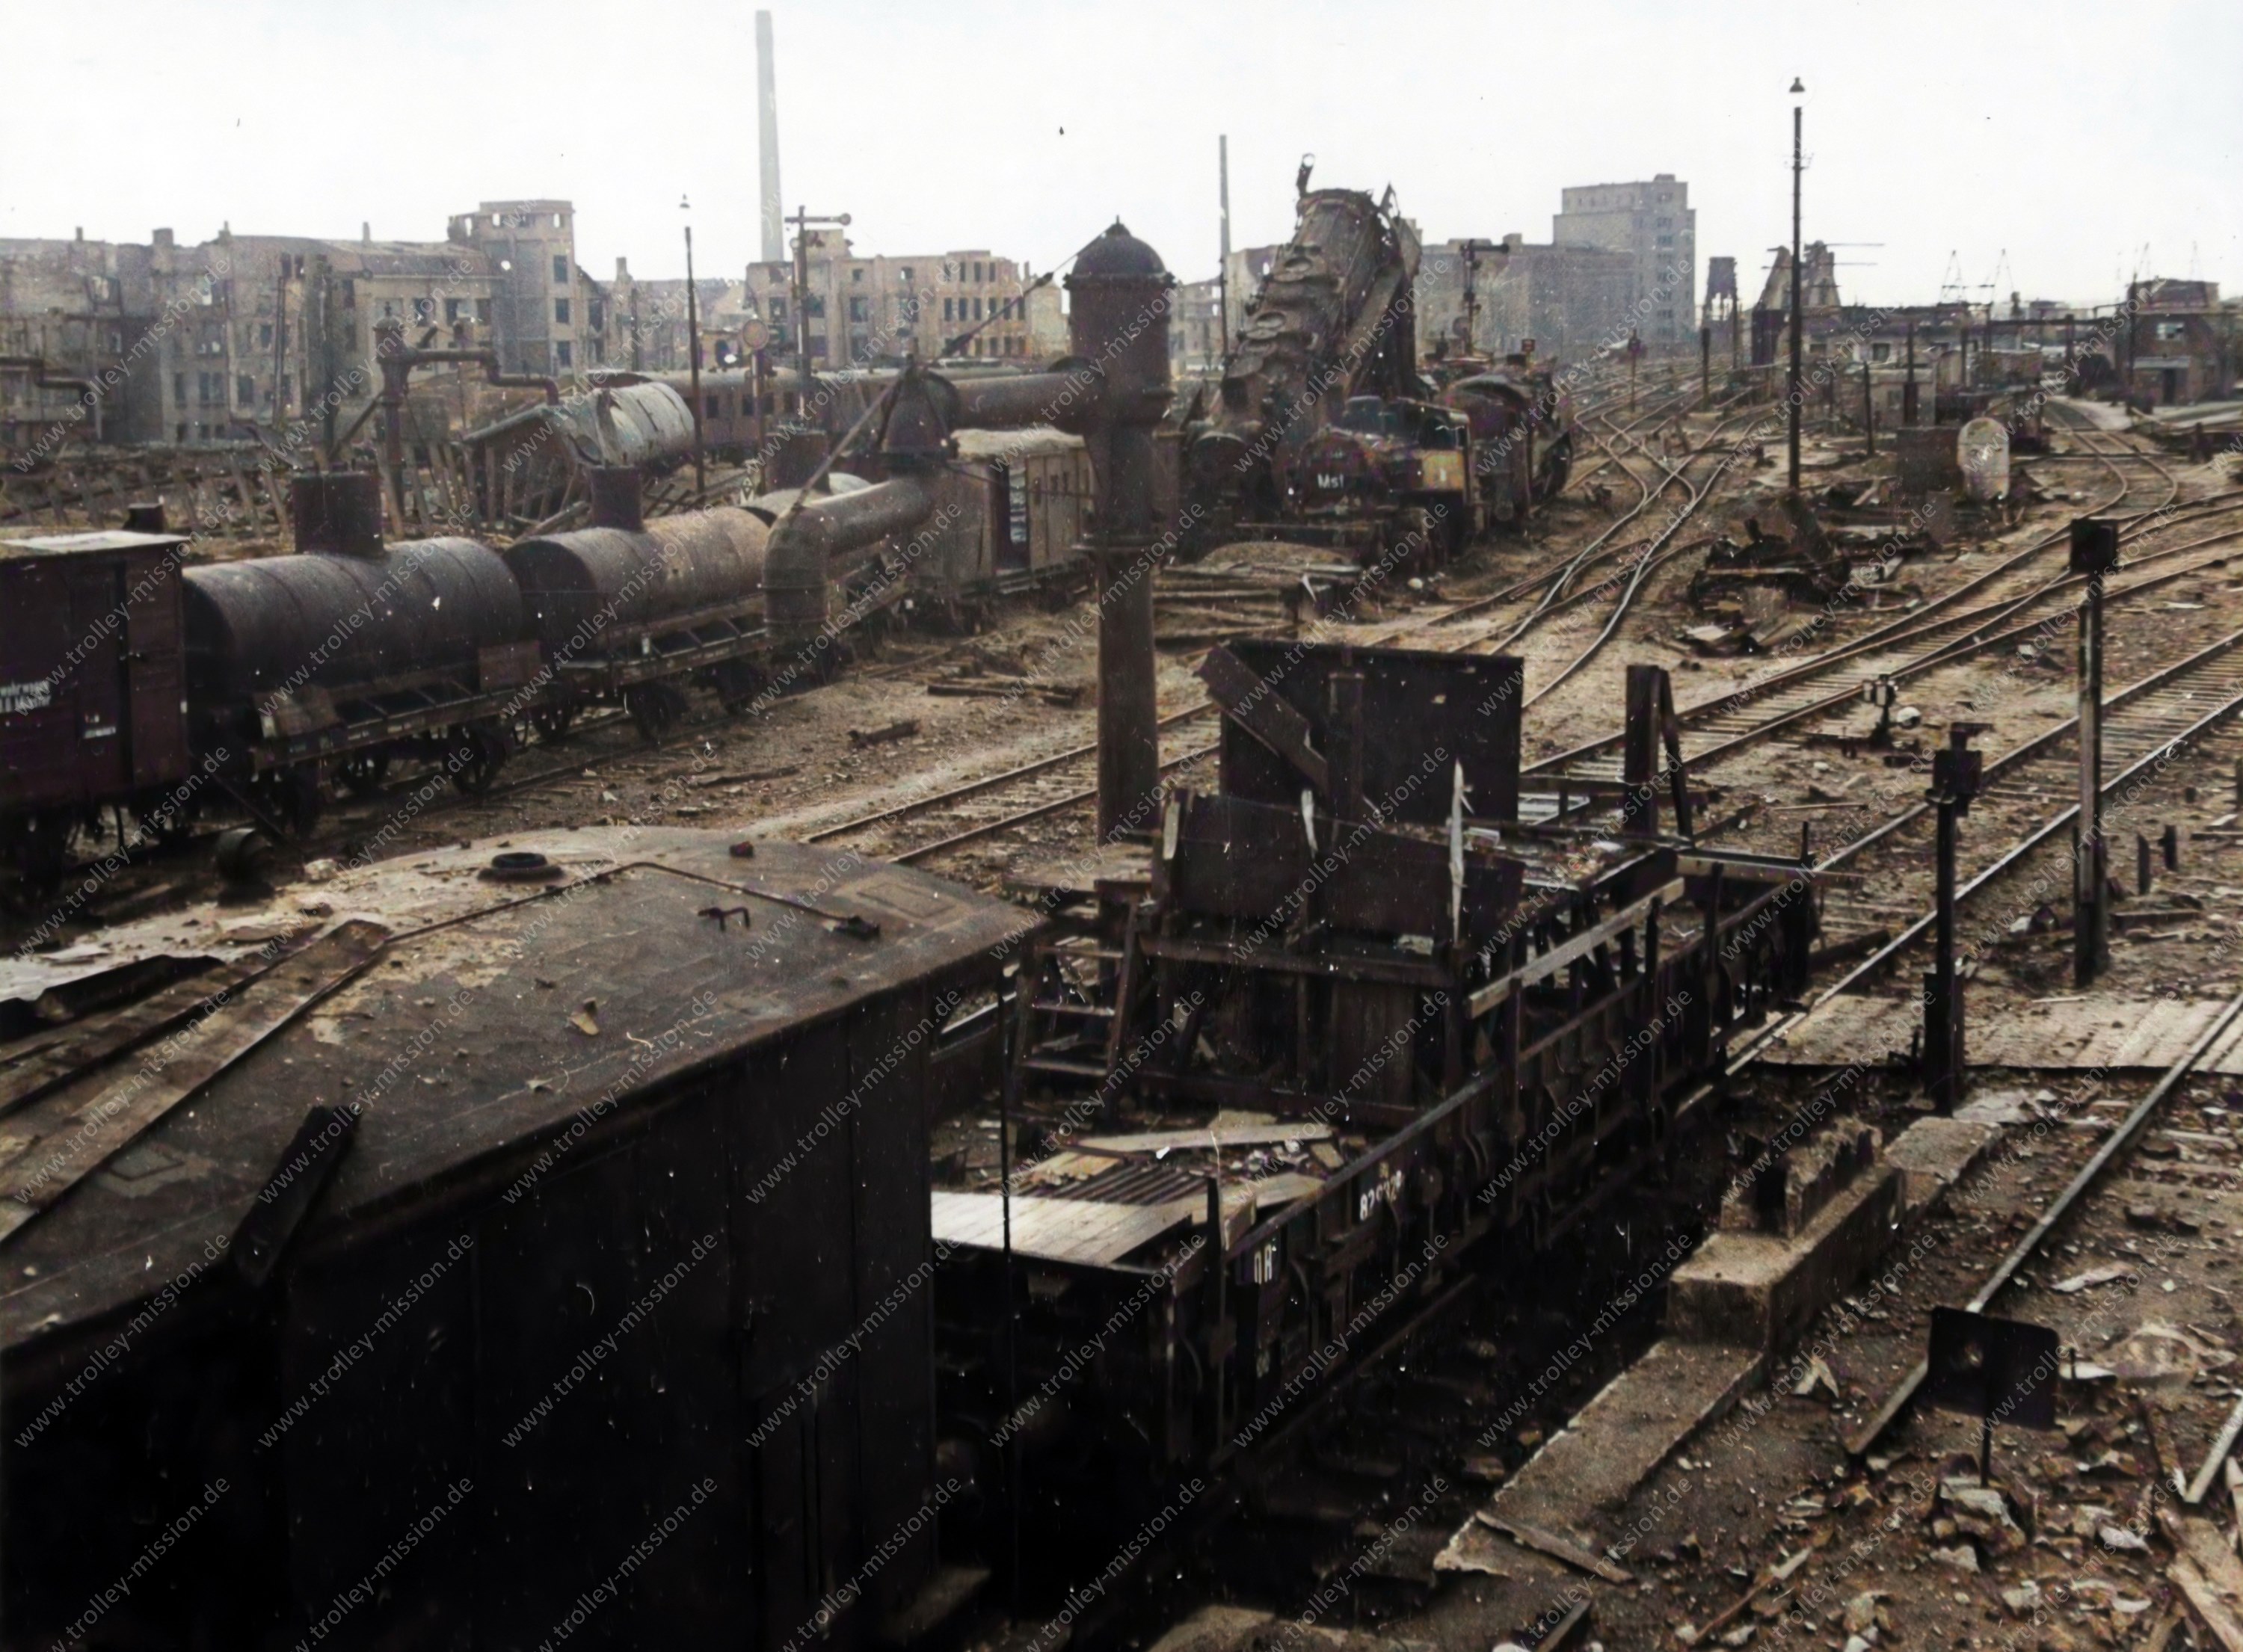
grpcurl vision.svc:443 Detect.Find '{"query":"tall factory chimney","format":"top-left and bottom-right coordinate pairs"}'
top-left (756, 10), bottom-right (784, 264)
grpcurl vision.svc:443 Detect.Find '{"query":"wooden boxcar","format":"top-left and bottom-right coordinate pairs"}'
top-left (0, 528), bottom-right (195, 875)
top-left (0, 831), bottom-right (1034, 1650)
top-left (890, 427), bottom-right (1092, 617)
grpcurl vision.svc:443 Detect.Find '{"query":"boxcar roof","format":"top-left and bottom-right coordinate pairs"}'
top-left (0, 828), bottom-right (1034, 1360)
top-left (951, 425), bottom-right (1083, 461)
top-left (0, 528), bottom-right (191, 560)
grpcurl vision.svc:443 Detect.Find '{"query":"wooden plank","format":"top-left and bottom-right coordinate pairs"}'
top-left (1077, 1118), bottom-right (1335, 1154)
top-left (2173, 1556), bottom-right (2243, 1652)
top-left (0, 954), bottom-right (301, 1118)
top-left (1477, 1514), bottom-right (1634, 1585)
top-left (929, 1192), bottom-right (1190, 1269)
top-left (1197, 644), bottom-right (1329, 792)
top-left (0, 921), bottom-right (389, 1243)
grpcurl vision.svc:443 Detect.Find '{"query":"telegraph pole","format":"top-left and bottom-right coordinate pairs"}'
top-left (683, 197), bottom-right (705, 496)
top-left (1787, 76), bottom-right (1806, 493)
top-left (1903, 318), bottom-right (1918, 427)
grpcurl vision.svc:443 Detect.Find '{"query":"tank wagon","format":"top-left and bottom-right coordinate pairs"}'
top-left (0, 463), bottom-right (913, 869)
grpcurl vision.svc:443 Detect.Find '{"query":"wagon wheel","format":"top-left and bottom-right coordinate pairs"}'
top-left (448, 721), bottom-right (512, 795)
top-left (249, 765), bottom-right (325, 836)
top-left (625, 683), bottom-right (688, 745)
top-left (711, 661), bottom-right (768, 717)
top-left (530, 700), bottom-right (579, 742)
top-left (335, 751), bottom-right (391, 799)
top-left (1, 810), bottom-right (74, 913)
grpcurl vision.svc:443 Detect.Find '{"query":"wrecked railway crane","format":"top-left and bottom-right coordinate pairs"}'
top-left (1181, 182), bottom-right (1577, 565)
top-left (1181, 184), bottom-right (1441, 561)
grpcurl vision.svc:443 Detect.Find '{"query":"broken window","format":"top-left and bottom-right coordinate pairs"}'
top-left (413, 297), bottom-right (434, 324)
top-left (553, 255), bottom-right (569, 284)
top-left (555, 341), bottom-right (572, 368)
top-left (555, 299), bottom-right (570, 325)
top-left (236, 375), bottom-right (254, 404)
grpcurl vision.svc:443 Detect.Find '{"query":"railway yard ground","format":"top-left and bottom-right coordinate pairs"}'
top-left (10, 380), bottom-right (2243, 1652)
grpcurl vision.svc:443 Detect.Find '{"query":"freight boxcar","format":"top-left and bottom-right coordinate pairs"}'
top-left (0, 526), bottom-right (195, 884)
top-left (0, 830), bottom-right (1035, 1651)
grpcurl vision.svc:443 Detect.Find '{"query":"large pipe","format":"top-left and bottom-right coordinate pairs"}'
top-left (763, 474), bottom-right (938, 671)
top-left (366, 317), bottom-right (561, 524)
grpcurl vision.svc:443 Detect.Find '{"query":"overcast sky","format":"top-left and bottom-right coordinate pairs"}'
top-left (5, 0), bottom-right (2235, 309)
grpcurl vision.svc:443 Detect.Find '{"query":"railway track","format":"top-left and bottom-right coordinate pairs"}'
top-left (811, 413), bottom-right (2221, 871)
top-left (1524, 416), bottom-right (2225, 784)
top-left (800, 389), bottom-right (1760, 863)
top-left (1841, 981), bottom-right (2243, 1461)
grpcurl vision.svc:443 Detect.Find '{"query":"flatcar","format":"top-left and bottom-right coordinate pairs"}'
top-left (942, 642), bottom-right (1815, 1520)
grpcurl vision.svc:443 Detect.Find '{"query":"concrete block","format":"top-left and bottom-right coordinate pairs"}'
top-left (1883, 1115), bottom-right (2002, 1223)
top-left (1667, 1160), bottom-right (1902, 1356)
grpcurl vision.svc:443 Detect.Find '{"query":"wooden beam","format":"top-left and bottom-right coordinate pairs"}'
top-left (1468, 880), bottom-right (1684, 1017)
top-left (1197, 644), bottom-right (1329, 792)
top-left (0, 922), bottom-right (388, 1242)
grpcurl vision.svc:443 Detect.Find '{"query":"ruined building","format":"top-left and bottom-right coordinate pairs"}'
top-left (1552, 173), bottom-right (1698, 345)
top-left (0, 203), bottom-right (607, 454)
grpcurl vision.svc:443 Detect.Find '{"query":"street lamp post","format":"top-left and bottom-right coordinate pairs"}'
top-left (1788, 76), bottom-right (1806, 494)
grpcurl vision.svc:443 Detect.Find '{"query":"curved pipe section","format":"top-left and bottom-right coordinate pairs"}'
top-left (763, 475), bottom-right (937, 657)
